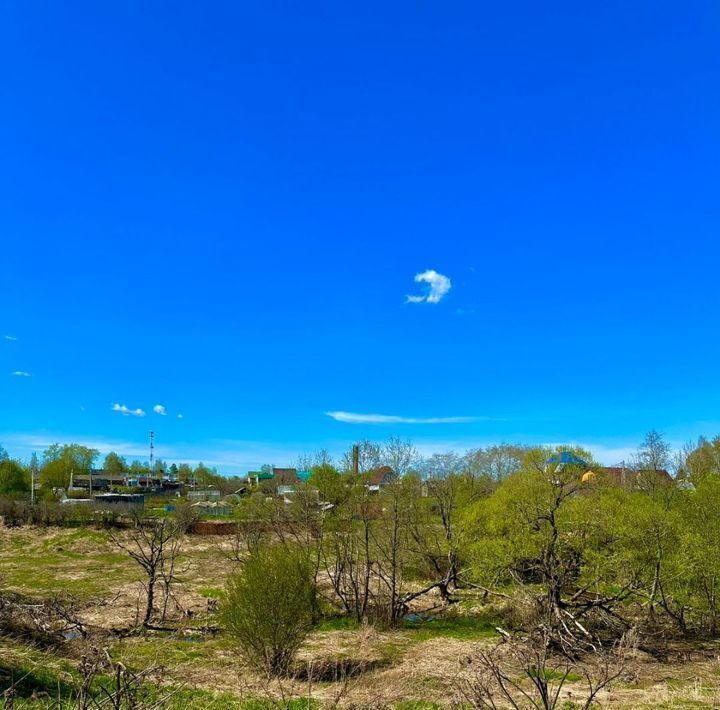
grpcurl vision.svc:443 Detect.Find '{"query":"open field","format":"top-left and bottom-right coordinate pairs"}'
top-left (2, 525), bottom-right (720, 708)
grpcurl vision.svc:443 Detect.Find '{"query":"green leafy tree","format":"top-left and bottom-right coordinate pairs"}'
top-left (176, 463), bottom-right (193, 484)
top-left (308, 463), bottom-right (346, 505)
top-left (685, 435), bottom-right (720, 483)
top-left (462, 446), bottom-right (629, 624)
top-left (194, 462), bottom-right (214, 488)
top-left (682, 477), bottom-right (720, 632)
top-left (613, 486), bottom-right (690, 631)
top-left (103, 451), bottom-right (128, 474)
top-left (0, 459), bottom-right (30, 495)
top-left (129, 460), bottom-right (149, 476)
top-left (40, 443), bottom-right (99, 490)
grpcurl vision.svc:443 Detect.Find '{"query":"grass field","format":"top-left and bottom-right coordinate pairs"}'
top-left (2, 525), bottom-right (720, 708)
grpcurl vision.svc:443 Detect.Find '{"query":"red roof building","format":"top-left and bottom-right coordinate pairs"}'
top-left (364, 465), bottom-right (396, 490)
top-left (272, 467), bottom-right (300, 485)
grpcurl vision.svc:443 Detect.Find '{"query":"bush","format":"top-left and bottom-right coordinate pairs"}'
top-left (221, 544), bottom-right (317, 676)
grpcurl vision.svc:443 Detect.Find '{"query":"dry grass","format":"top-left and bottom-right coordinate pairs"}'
top-left (4, 525), bottom-right (720, 707)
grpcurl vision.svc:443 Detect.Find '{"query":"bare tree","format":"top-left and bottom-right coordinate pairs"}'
top-left (320, 485), bottom-right (375, 623)
top-left (109, 515), bottom-right (184, 629)
top-left (221, 502), bottom-right (269, 566)
top-left (298, 448), bottom-right (333, 471)
top-left (409, 473), bottom-right (461, 602)
top-left (456, 625), bottom-right (637, 710)
top-left (633, 430), bottom-right (672, 491)
top-left (382, 436), bottom-right (419, 477)
top-left (419, 452), bottom-right (462, 480)
top-left (671, 439), bottom-right (696, 480)
top-left (463, 444), bottom-right (526, 483)
top-left (158, 533), bottom-right (186, 623)
top-left (71, 644), bottom-right (181, 709)
top-left (341, 440), bottom-right (382, 474)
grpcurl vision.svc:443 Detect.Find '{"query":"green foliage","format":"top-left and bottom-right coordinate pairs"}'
top-left (528, 667), bottom-right (582, 682)
top-left (0, 459), bottom-right (29, 495)
top-left (198, 586), bottom-right (224, 599)
top-left (103, 451), bottom-right (128, 473)
top-left (462, 446), bottom-right (622, 617)
top-left (686, 435), bottom-right (720, 483)
top-left (174, 462), bottom-right (191, 482)
top-left (39, 443), bottom-right (98, 490)
top-left (401, 614), bottom-right (498, 641)
top-left (221, 544), bottom-right (317, 675)
top-left (307, 463), bottom-right (346, 505)
top-left (315, 615), bottom-right (361, 632)
top-left (459, 440), bottom-right (720, 634)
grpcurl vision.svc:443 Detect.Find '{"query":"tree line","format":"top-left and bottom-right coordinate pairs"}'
top-left (5, 430), bottom-right (720, 695)
top-left (218, 431), bottom-right (720, 678)
top-left (0, 443), bottom-right (243, 497)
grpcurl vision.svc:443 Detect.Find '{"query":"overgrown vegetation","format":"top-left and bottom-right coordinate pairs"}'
top-left (222, 544), bottom-right (317, 676)
top-left (4, 432), bottom-right (720, 706)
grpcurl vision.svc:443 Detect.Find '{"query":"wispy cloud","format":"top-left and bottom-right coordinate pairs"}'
top-left (325, 411), bottom-right (479, 425)
top-left (112, 403), bottom-right (146, 417)
top-left (4, 335), bottom-right (18, 341)
top-left (153, 404), bottom-right (167, 416)
top-left (11, 371), bottom-right (31, 377)
top-left (177, 414), bottom-right (184, 419)
top-left (405, 269), bottom-right (452, 304)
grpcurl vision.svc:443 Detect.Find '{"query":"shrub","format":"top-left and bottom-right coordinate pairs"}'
top-left (221, 544), bottom-right (317, 676)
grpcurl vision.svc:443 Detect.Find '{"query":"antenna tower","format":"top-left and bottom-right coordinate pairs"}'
top-left (149, 430), bottom-right (155, 471)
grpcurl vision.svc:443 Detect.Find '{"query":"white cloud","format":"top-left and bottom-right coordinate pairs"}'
top-left (153, 404), bottom-right (167, 416)
top-left (177, 414), bottom-right (184, 419)
top-left (325, 411), bottom-right (479, 425)
top-left (11, 371), bottom-right (31, 377)
top-left (406, 269), bottom-right (452, 304)
top-left (4, 335), bottom-right (18, 341)
top-left (112, 403), bottom-right (146, 417)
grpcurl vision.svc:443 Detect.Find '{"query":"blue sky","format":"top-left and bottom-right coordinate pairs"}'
top-left (2, 1), bottom-right (719, 471)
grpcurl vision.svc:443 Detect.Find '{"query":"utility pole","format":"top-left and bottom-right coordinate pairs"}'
top-left (30, 453), bottom-right (36, 504)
